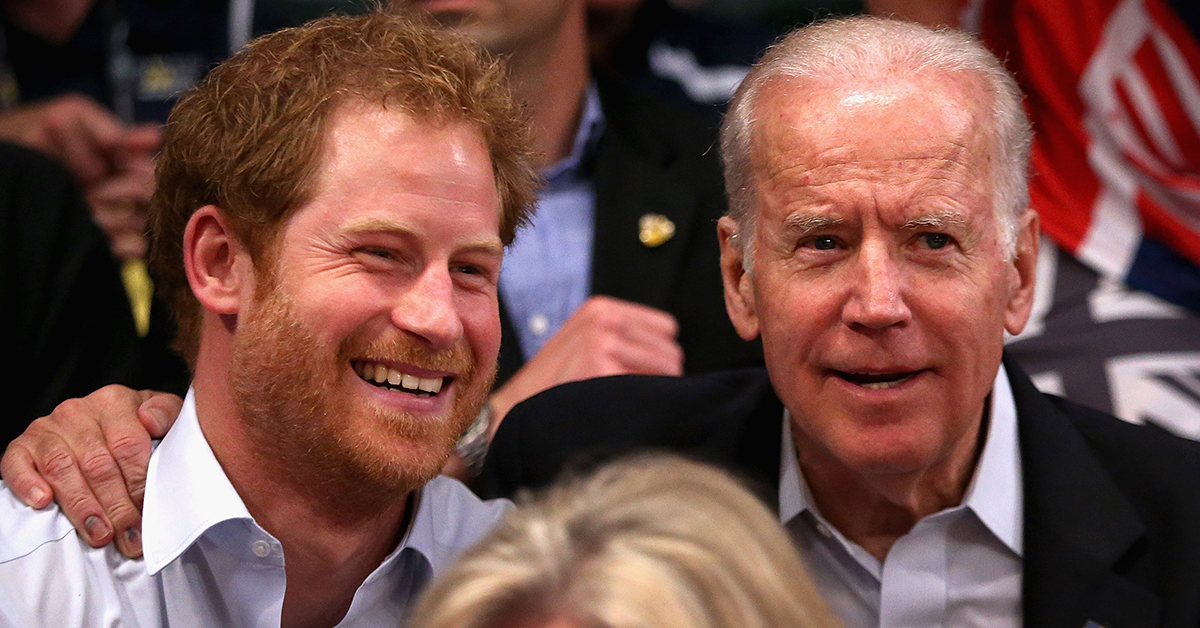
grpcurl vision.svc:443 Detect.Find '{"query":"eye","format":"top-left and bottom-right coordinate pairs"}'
top-left (352, 246), bottom-right (397, 262)
top-left (921, 233), bottom-right (951, 249)
top-left (363, 247), bottom-right (396, 260)
top-left (813, 236), bottom-right (838, 251)
top-left (451, 259), bottom-right (500, 286)
top-left (352, 246), bottom-right (414, 272)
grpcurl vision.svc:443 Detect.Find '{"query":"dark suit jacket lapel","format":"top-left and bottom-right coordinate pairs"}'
top-left (1008, 357), bottom-right (1161, 628)
top-left (588, 77), bottom-right (702, 311)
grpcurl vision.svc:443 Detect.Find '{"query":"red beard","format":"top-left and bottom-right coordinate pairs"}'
top-left (229, 285), bottom-right (492, 521)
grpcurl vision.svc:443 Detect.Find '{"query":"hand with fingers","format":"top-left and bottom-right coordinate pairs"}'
top-left (0, 385), bottom-right (181, 558)
top-left (489, 295), bottom-right (684, 431)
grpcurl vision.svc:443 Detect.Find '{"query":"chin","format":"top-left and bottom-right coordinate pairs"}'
top-left (826, 426), bottom-right (948, 477)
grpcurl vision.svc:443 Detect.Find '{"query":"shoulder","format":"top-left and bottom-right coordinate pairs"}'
top-left (1046, 395), bottom-right (1200, 499)
top-left (1016, 376), bottom-right (1200, 544)
top-left (1008, 355), bottom-right (1200, 502)
top-left (504, 368), bottom-right (774, 435)
top-left (1006, 357), bottom-right (1200, 625)
top-left (481, 370), bottom-right (781, 498)
top-left (0, 485), bottom-right (143, 626)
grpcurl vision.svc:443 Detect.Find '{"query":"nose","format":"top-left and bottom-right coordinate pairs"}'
top-left (841, 245), bottom-right (911, 331)
top-left (391, 266), bottom-right (464, 350)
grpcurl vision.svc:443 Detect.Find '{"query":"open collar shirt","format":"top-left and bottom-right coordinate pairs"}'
top-left (0, 389), bottom-right (510, 627)
top-left (779, 366), bottom-right (1024, 628)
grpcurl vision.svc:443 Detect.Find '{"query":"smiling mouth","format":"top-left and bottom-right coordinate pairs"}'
top-left (833, 370), bottom-right (923, 390)
top-left (354, 361), bottom-right (449, 397)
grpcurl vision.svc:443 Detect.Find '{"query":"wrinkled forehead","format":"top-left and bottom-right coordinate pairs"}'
top-left (748, 73), bottom-right (995, 186)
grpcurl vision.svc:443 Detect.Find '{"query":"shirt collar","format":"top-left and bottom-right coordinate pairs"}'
top-left (779, 363), bottom-right (1024, 556)
top-left (142, 388), bottom-right (253, 574)
top-left (142, 390), bottom-right (501, 578)
top-left (541, 82), bottom-right (605, 182)
top-left (964, 365), bottom-right (1023, 556)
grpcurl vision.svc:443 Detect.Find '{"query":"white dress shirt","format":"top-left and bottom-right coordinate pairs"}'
top-left (779, 366), bottom-right (1024, 628)
top-left (0, 390), bottom-right (511, 627)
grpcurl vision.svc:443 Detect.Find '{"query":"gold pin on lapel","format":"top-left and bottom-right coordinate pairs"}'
top-left (639, 213), bottom-right (675, 248)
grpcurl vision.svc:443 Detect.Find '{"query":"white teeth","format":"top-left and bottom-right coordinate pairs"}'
top-left (358, 362), bottom-right (444, 395)
top-left (858, 373), bottom-right (916, 390)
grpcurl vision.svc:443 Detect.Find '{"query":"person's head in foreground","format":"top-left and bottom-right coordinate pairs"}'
top-left (717, 15), bottom-right (1037, 530)
top-left (408, 455), bottom-right (843, 628)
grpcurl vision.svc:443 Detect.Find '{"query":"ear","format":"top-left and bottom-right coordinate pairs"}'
top-left (1004, 209), bottom-right (1039, 336)
top-left (183, 205), bottom-right (255, 317)
top-left (717, 216), bottom-right (761, 341)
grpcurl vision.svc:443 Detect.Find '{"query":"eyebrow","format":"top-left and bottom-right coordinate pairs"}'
top-left (340, 217), bottom-right (504, 256)
top-left (782, 213), bottom-right (844, 237)
top-left (901, 210), bottom-right (968, 231)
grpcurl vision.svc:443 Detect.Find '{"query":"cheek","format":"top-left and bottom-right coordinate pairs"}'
top-left (756, 295), bottom-right (824, 385)
top-left (459, 293), bottom-right (502, 359)
top-left (299, 284), bottom-right (378, 333)
top-left (755, 274), bottom-right (840, 341)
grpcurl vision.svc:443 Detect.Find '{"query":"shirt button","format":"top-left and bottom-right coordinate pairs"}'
top-left (529, 314), bottom-right (549, 336)
top-left (815, 523), bottom-right (834, 539)
top-left (251, 540), bottom-right (271, 558)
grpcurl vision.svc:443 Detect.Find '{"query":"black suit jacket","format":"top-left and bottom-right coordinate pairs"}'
top-left (481, 357), bottom-right (1200, 628)
top-left (494, 75), bottom-right (761, 385)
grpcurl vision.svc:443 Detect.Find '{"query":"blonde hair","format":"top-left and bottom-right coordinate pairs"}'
top-left (408, 455), bottom-right (842, 628)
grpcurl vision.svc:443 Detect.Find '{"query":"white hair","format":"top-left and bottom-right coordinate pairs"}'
top-left (720, 16), bottom-right (1032, 262)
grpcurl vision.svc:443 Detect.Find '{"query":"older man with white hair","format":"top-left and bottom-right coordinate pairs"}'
top-left (481, 16), bottom-right (1200, 628)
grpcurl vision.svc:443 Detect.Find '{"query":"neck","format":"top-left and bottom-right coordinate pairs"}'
top-left (502, 5), bottom-right (590, 170)
top-left (191, 335), bottom-right (411, 628)
top-left (795, 409), bottom-right (987, 563)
